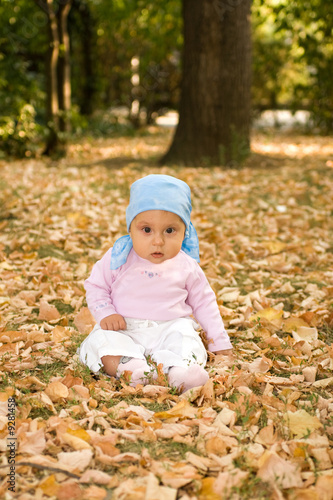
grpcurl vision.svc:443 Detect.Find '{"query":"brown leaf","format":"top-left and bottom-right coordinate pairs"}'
top-left (74, 307), bottom-right (96, 334)
top-left (18, 428), bottom-right (46, 455)
top-left (314, 475), bottom-right (333, 500)
top-left (151, 461), bottom-right (200, 488)
top-left (57, 449), bottom-right (93, 472)
top-left (52, 325), bottom-right (71, 342)
top-left (82, 485), bottom-right (107, 500)
top-left (57, 480), bottom-right (82, 500)
top-left (257, 451), bottom-right (303, 489)
top-left (38, 300), bottom-right (61, 321)
top-left (0, 330), bottom-right (27, 343)
top-left (79, 469), bottom-right (112, 485)
top-left (45, 381), bottom-right (69, 402)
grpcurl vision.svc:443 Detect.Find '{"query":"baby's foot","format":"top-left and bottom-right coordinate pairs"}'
top-left (116, 357), bottom-right (155, 387)
top-left (168, 364), bottom-right (209, 392)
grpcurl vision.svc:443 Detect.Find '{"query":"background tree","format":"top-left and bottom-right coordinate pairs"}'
top-left (163, 0), bottom-right (252, 166)
top-left (35, 0), bottom-right (73, 155)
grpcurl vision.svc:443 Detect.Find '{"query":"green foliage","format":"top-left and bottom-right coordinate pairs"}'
top-left (0, 104), bottom-right (44, 157)
top-left (1, 0), bottom-right (332, 157)
top-left (0, 0), bottom-right (47, 156)
top-left (252, 0), bottom-right (333, 132)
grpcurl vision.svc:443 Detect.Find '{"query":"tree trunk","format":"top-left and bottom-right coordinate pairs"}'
top-left (162, 0), bottom-right (252, 166)
top-left (77, 1), bottom-right (96, 116)
top-left (57, 1), bottom-right (72, 133)
top-left (44, 0), bottom-right (60, 155)
top-left (35, 0), bottom-right (72, 155)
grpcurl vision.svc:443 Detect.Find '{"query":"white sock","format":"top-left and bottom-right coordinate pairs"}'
top-left (168, 364), bottom-right (209, 392)
top-left (116, 357), bottom-right (155, 387)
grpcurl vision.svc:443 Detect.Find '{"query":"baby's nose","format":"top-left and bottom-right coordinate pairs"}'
top-left (153, 233), bottom-right (164, 245)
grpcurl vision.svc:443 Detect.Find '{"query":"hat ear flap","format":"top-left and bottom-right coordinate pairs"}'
top-left (110, 235), bottom-right (133, 269)
top-left (181, 222), bottom-right (200, 262)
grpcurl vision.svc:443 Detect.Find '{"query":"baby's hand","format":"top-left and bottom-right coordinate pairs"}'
top-left (100, 314), bottom-right (126, 331)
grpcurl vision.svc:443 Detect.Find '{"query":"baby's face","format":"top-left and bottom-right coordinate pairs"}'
top-left (130, 210), bottom-right (185, 264)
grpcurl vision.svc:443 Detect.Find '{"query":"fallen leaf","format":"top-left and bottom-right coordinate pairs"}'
top-left (18, 428), bottom-right (46, 455)
top-left (79, 469), bottom-right (113, 485)
top-left (154, 399), bottom-right (199, 420)
top-left (82, 485), bottom-right (107, 500)
top-left (52, 325), bottom-right (71, 342)
top-left (39, 474), bottom-right (60, 496)
top-left (57, 449), bottom-right (93, 472)
top-left (57, 480), bottom-right (82, 500)
top-left (257, 451), bottom-right (303, 489)
top-left (284, 409), bottom-right (323, 438)
top-left (45, 381), bottom-right (69, 402)
top-left (61, 432), bottom-right (92, 451)
top-left (214, 469), bottom-right (249, 496)
top-left (38, 300), bottom-right (61, 321)
top-left (74, 307), bottom-right (96, 334)
top-left (292, 326), bottom-right (318, 342)
top-left (250, 307), bottom-right (284, 323)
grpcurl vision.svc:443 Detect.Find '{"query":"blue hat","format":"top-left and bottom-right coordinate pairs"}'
top-left (111, 174), bottom-right (200, 269)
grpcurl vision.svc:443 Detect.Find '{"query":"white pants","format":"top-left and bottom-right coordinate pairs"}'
top-left (78, 317), bottom-right (207, 374)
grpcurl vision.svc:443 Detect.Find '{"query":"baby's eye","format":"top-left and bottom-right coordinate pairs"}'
top-left (165, 227), bottom-right (175, 234)
top-left (143, 227), bottom-right (151, 234)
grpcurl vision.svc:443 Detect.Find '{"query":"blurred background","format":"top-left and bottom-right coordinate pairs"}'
top-left (0, 0), bottom-right (332, 158)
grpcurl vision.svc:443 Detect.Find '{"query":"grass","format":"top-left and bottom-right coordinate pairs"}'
top-left (37, 244), bottom-right (81, 262)
top-left (118, 439), bottom-right (201, 461)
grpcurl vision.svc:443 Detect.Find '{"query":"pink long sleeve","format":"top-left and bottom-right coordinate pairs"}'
top-left (84, 248), bottom-right (232, 351)
top-left (185, 265), bottom-right (232, 351)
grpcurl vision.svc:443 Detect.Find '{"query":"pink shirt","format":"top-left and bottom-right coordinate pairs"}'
top-left (84, 248), bottom-right (232, 352)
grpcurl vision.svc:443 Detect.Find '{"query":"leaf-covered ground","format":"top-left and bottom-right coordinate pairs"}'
top-left (0, 128), bottom-right (333, 500)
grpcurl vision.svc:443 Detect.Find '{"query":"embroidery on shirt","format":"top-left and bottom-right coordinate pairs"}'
top-left (141, 270), bottom-right (162, 278)
top-left (95, 302), bottom-right (109, 311)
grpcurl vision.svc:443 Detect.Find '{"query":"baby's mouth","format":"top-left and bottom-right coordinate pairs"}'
top-left (151, 252), bottom-right (164, 258)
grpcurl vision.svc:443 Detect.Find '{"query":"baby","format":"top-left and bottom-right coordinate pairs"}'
top-left (79, 174), bottom-right (232, 392)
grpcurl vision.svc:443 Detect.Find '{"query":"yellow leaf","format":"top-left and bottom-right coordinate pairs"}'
top-left (283, 317), bottom-right (309, 333)
top-left (62, 432), bottom-right (92, 451)
top-left (39, 474), bottom-right (60, 496)
top-left (284, 410), bottom-right (323, 438)
top-left (200, 477), bottom-right (221, 500)
top-left (154, 399), bottom-right (199, 420)
top-left (293, 446), bottom-right (306, 458)
top-left (66, 428), bottom-right (91, 442)
top-left (250, 308), bottom-right (283, 323)
top-left (260, 241), bottom-right (287, 254)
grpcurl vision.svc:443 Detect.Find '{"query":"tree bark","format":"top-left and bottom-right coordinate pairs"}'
top-left (57, 1), bottom-right (72, 132)
top-left (35, 0), bottom-right (72, 155)
top-left (44, 0), bottom-right (60, 155)
top-left (162, 0), bottom-right (252, 166)
top-left (76, 1), bottom-right (96, 116)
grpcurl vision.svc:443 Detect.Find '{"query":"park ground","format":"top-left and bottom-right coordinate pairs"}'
top-left (0, 128), bottom-right (333, 499)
